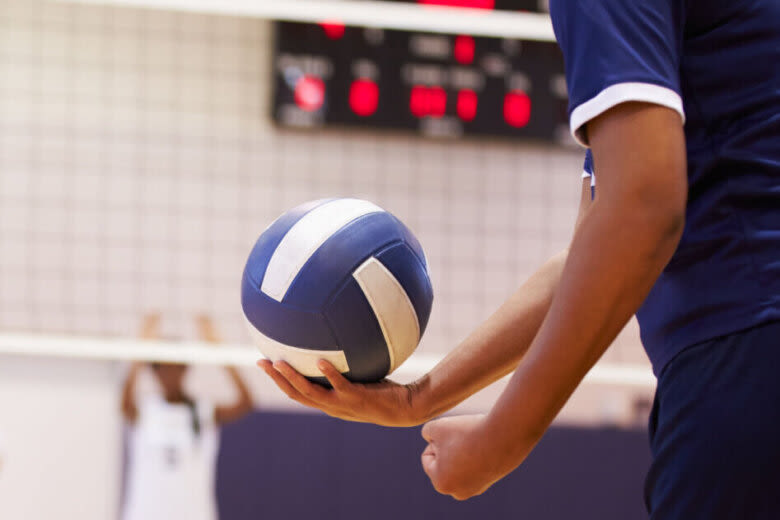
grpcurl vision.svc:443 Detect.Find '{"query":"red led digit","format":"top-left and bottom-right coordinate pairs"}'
top-left (319, 20), bottom-right (346, 40)
top-left (349, 79), bottom-right (379, 117)
top-left (294, 75), bottom-right (326, 112)
top-left (429, 86), bottom-right (447, 118)
top-left (410, 86), bottom-right (447, 118)
top-left (454, 35), bottom-right (475, 65)
top-left (457, 89), bottom-right (478, 121)
top-left (504, 90), bottom-right (531, 128)
top-left (410, 85), bottom-right (429, 118)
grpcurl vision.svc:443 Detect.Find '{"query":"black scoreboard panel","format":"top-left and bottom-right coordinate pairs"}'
top-left (272, 0), bottom-right (571, 143)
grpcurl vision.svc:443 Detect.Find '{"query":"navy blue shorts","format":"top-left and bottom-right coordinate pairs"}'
top-left (645, 320), bottom-right (780, 519)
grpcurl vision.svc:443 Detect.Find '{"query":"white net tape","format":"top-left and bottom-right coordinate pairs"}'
top-left (0, 333), bottom-right (656, 387)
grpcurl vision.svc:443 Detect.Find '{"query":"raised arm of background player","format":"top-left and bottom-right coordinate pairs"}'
top-left (196, 315), bottom-right (254, 424)
top-left (121, 313), bottom-right (162, 423)
top-left (258, 170), bottom-right (595, 427)
top-left (420, 103), bottom-right (687, 499)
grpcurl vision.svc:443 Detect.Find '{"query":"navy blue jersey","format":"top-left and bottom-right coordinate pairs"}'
top-left (582, 150), bottom-right (595, 198)
top-left (582, 150), bottom-right (594, 178)
top-left (552, 0), bottom-right (780, 374)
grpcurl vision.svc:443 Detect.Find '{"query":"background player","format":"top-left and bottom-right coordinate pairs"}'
top-left (121, 314), bottom-right (253, 520)
top-left (260, 0), bottom-right (780, 516)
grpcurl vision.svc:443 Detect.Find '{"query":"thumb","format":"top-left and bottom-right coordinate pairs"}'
top-left (421, 419), bottom-right (441, 443)
top-left (421, 443), bottom-right (437, 477)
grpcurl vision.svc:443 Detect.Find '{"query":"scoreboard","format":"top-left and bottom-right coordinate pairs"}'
top-left (271, 0), bottom-right (571, 143)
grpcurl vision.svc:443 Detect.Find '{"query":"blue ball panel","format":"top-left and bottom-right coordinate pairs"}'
top-left (325, 278), bottom-right (390, 383)
top-left (390, 215), bottom-right (427, 269)
top-left (283, 212), bottom-right (404, 309)
top-left (241, 274), bottom-right (338, 349)
top-left (242, 199), bottom-right (332, 287)
top-left (375, 242), bottom-right (434, 337)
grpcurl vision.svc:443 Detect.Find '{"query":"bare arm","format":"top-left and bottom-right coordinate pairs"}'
top-left (121, 363), bottom-right (143, 422)
top-left (259, 177), bottom-right (594, 426)
top-left (422, 103), bottom-right (687, 499)
top-left (416, 181), bottom-right (594, 420)
top-left (485, 103), bottom-right (685, 456)
top-left (197, 315), bottom-right (254, 425)
top-left (121, 314), bottom-right (161, 422)
top-left (215, 367), bottom-right (254, 424)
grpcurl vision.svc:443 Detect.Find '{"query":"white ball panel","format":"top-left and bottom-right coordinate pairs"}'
top-left (245, 317), bottom-right (350, 377)
top-left (352, 257), bottom-right (420, 373)
top-left (261, 199), bottom-right (384, 302)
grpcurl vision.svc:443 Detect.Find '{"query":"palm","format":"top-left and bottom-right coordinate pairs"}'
top-left (332, 379), bottom-right (412, 424)
top-left (259, 359), bottom-right (423, 427)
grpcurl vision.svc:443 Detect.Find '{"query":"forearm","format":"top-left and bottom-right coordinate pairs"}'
top-left (121, 362), bottom-right (143, 421)
top-left (413, 249), bottom-right (569, 422)
top-left (226, 366), bottom-right (253, 404)
top-left (215, 367), bottom-right (254, 424)
top-left (483, 198), bottom-right (683, 471)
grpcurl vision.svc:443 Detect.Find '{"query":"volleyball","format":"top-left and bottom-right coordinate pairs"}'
top-left (242, 198), bottom-right (433, 383)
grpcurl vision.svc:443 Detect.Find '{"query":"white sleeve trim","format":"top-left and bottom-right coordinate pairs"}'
top-left (582, 171), bottom-right (596, 187)
top-left (570, 82), bottom-right (685, 147)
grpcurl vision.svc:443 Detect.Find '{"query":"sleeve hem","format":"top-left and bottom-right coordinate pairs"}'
top-left (582, 170), bottom-right (596, 187)
top-left (570, 82), bottom-right (685, 147)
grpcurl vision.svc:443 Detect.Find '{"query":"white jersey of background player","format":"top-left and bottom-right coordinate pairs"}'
top-left (122, 396), bottom-right (219, 520)
top-left (121, 315), bottom-right (253, 520)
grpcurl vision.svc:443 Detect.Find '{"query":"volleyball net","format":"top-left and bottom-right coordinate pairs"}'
top-left (0, 332), bottom-right (655, 388)
top-left (1, 0), bottom-right (654, 425)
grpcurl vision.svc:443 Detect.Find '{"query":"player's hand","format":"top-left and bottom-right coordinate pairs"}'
top-left (258, 359), bottom-right (427, 427)
top-left (421, 414), bottom-right (502, 500)
top-left (140, 312), bottom-right (162, 339)
top-left (195, 314), bottom-right (220, 344)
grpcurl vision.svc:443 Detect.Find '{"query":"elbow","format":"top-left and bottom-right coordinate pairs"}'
top-left (656, 210), bottom-right (685, 265)
top-left (645, 145), bottom-right (687, 246)
top-left (612, 163), bottom-right (687, 263)
top-left (630, 179), bottom-right (687, 262)
top-left (645, 164), bottom-right (686, 246)
top-left (663, 206), bottom-right (685, 245)
top-left (650, 195), bottom-right (686, 246)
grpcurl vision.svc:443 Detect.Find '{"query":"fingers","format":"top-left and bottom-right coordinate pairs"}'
top-left (257, 360), bottom-right (319, 408)
top-left (421, 419), bottom-right (439, 442)
top-left (421, 443), bottom-right (436, 477)
top-left (140, 313), bottom-right (161, 339)
top-left (258, 359), bottom-right (337, 408)
top-left (195, 315), bottom-right (219, 343)
top-left (273, 360), bottom-right (335, 402)
top-left (258, 359), bottom-right (370, 423)
top-left (318, 360), bottom-right (354, 394)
